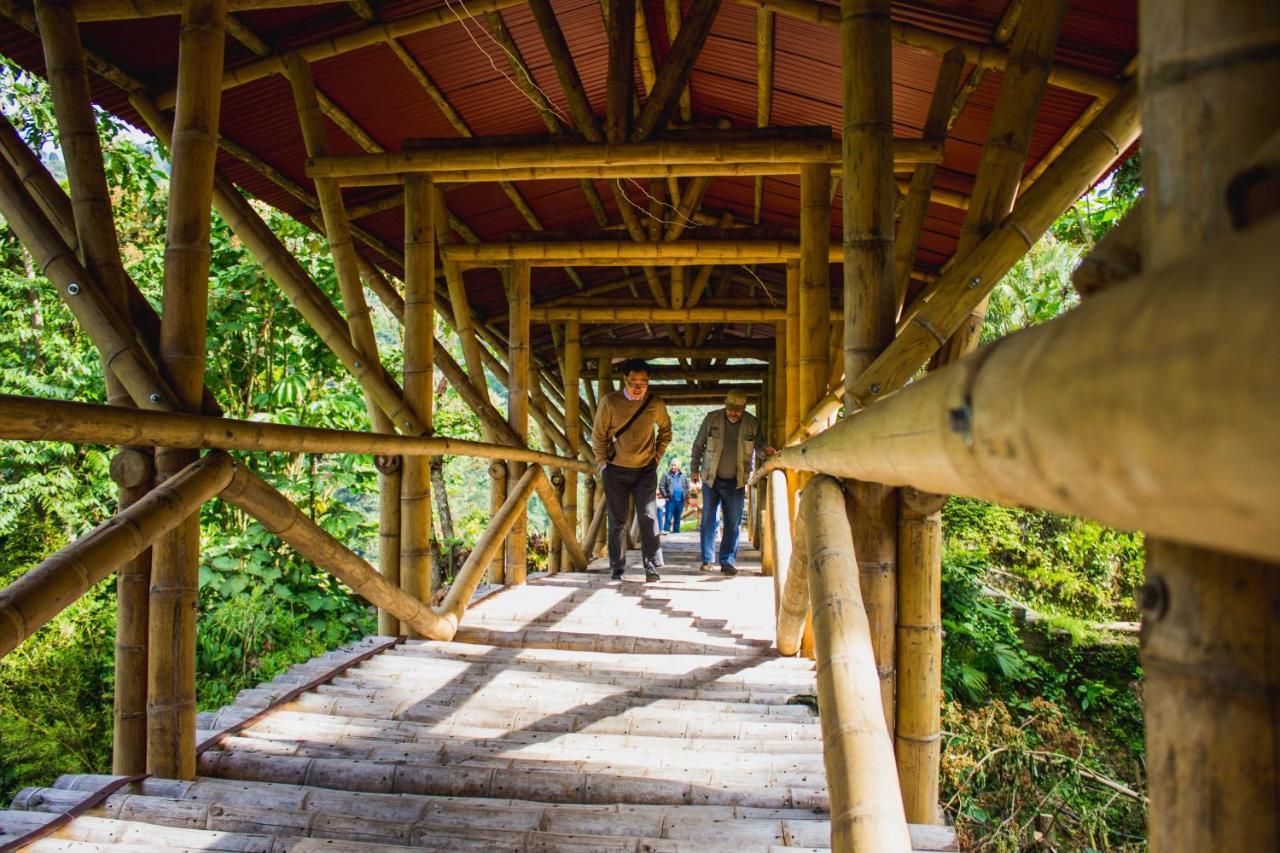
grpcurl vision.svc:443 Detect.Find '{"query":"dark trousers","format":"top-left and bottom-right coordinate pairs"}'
top-left (603, 462), bottom-right (664, 571)
top-left (700, 476), bottom-right (745, 567)
top-left (664, 497), bottom-right (685, 531)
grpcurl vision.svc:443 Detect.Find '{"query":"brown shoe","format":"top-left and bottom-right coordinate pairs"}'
top-left (699, 563), bottom-right (713, 572)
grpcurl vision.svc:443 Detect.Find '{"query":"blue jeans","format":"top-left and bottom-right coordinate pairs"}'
top-left (664, 497), bottom-right (685, 531)
top-left (700, 477), bottom-right (745, 567)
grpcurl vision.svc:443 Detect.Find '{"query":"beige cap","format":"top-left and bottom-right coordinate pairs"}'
top-left (724, 388), bottom-right (748, 411)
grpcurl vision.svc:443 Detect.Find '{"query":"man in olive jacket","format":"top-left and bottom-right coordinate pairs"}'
top-left (591, 359), bottom-right (672, 582)
top-left (689, 389), bottom-right (773, 574)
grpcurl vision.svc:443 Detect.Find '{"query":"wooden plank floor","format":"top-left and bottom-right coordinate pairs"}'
top-left (0, 531), bottom-right (956, 851)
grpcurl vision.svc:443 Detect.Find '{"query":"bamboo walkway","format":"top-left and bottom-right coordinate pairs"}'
top-left (0, 532), bottom-right (956, 851)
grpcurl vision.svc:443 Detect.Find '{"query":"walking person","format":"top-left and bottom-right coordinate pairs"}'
top-left (659, 458), bottom-right (690, 533)
top-left (591, 359), bottom-right (672, 581)
top-left (689, 389), bottom-right (774, 575)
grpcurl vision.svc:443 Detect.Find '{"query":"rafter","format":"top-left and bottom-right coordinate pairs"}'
top-left (633, 0), bottom-right (722, 140)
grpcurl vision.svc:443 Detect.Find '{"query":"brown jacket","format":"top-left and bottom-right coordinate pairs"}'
top-left (591, 390), bottom-right (672, 469)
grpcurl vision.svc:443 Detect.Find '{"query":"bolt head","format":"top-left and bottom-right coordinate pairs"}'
top-left (968, 276), bottom-right (981, 289)
top-left (66, 282), bottom-right (81, 295)
top-left (353, 360), bottom-right (362, 368)
top-left (868, 383), bottom-right (881, 395)
top-left (148, 393), bottom-right (163, 404)
top-left (1138, 576), bottom-right (1169, 621)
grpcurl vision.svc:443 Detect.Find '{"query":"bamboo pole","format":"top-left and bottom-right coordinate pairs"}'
top-left (662, 0), bottom-right (692, 122)
top-left (754, 8), bottom-right (774, 224)
top-left (505, 263), bottom-right (531, 585)
top-left (1139, 2), bottom-right (1280, 850)
top-left (893, 48), bottom-right (965, 314)
top-left (486, 461), bottom-right (508, 584)
top-left (73, 0), bottom-right (336, 19)
top-left (400, 176), bottom-right (435, 625)
top-left (632, 0), bottom-right (723, 141)
top-left (445, 240), bottom-right (863, 267)
top-left (804, 475), bottom-right (911, 850)
top-left (526, 0), bottom-right (602, 142)
top-left (531, 306), bottom-right (790, 323)
top-left (0, 452), bottom-right (232, 659)
top-left (148, 0), bottom-right (225, 782)
top-left (896, 487), bottom-right (946, 824)
top-left (152, 0), bottom-right (524, 108)
top-left (606, 0), bottom-right (635, 144)
top-left (936, 0), bottom-right (1067, 365)
top-left (843, 80), bottom-right (1140, 413)
top-left (730, 0), bottom-right (1117, 98)
top-left (34, 0), bottom-right (156, 774)
top-left (583, 342), bottom-right (773, 359)
top-left (757, 215), bottom-right (1280, 562)
top-left (434, 188), bottom-right (491, 416)
top-left (311, 138), bottom-right (942, 181)
top-left (784, 260), bottom-right (801, 446)
top-left (767, 469), bottom-right (796, 629)
top-left (562, 322), bottom-right (582, 568)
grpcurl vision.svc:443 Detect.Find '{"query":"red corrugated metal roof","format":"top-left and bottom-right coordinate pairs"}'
top-left (0, 0), bottom-right (1136, 351)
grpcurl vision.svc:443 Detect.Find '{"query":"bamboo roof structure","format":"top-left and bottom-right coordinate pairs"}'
top-left (0, 0), bottom-right (1136, 357)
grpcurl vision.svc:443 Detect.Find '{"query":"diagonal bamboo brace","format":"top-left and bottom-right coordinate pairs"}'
top-left (0, 451), bottom-right (235, 659)
top-left (220, 463), bottom-right (542, 640)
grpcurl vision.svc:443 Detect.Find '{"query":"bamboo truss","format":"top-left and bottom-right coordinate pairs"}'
top-left (443, 240), bottom-right (853, 266)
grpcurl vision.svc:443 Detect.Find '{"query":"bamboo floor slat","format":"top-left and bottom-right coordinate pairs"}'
top-left (1, 532), bottom-right (956, 851)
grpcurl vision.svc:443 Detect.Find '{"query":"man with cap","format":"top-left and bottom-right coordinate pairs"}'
top-left (689, 388), bottom-right (774, 574)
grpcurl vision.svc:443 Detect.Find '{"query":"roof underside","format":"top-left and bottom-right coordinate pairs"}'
top-left (0, 0), bottom-right (1137, 358)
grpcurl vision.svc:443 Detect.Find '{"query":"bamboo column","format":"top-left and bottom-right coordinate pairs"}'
top-left (798, 163), bottom-right (831, 435)
top-left (285, 54), bottom-right (403, 632)
top-left (148, 0), bottom-right (225, 781)
top-left (374, 454), bottom-right (401, 635)
top-left (805, 475), bottom-right (911, 851)
top-left (896, 487), bottom-right (946, 824)
top-left (841, 0), bottom-right (898, 734)
top-left (0, 452), bottom-right (235, 660)
top-left (33, 0), bottom-right (152, 774)
top-left (401, 176), bottom-right (435, 629)
top-left (1139, 1), bottom-right (1280, 849)
top-left (562, 321), bottom-right (582, 568)
top-left (504, 262), bottom-right (531, 584)
top-left (595, 354), bottom-right (612, 558)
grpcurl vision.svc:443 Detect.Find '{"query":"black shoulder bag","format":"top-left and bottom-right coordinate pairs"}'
top-left (606, 394), bottom-right (654, 462)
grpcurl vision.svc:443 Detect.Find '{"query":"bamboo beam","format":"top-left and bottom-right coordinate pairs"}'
top-left (606, 0), bottom-right (635, 143)
top-left (896, 487), bottom-right (946, 824)
top-left (401, 176), bottom-right (435, 621)
top-left (149, 0), bottom-right (225, 782)
top-left (893, 48), bottom-right (965, 314)
top-left (153, 0), bottom-right (525, 108)
top-left (732, 0), bottom-right (1120, 99)
top-left (0, 452), bottom-right (235, 660)
top-left (505, 263), bottom-right (531, 584)
top-left (444, 239), bottom-right (869, 266)
top-left (936, 0), bottom-right (1067, 365)
top-left (532, 306), bottom-right (790, 322)
top-left (608, 365), bottom-right (768, 381)
top-left (633, 0), bottom-right (723, 141)
top-left (758, 215), bottom-right (1280, 561)
top-left (1140, 2), bottom-right (1280, 850)
top-left (527, 0), bottom-right (602, 142)
top-left (844, 80), bottom-right (1140, 411)
top-left (310, 138), bottom-right (942, 180)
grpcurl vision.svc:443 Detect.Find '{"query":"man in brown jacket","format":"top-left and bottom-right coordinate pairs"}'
top-left (591, 359), bottom-right (672, 581)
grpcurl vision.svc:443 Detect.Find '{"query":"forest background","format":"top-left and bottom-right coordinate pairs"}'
top-left (0, 58), bottom-right (1147, 851)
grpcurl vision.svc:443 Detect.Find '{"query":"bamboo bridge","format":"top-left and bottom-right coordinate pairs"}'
top-left (0, 0), bottom-right (1277, 849)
